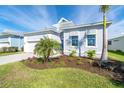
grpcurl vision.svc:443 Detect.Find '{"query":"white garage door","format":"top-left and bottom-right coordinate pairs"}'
top-left (24, 42), bottom-right (37, 52)
top-left (0, 43), bottom-right (10, 48)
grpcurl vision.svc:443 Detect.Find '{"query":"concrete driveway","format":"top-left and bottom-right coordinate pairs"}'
top-left (0, 53), bottom-right (34, 65)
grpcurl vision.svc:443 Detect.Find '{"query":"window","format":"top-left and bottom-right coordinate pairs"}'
top-left (87, 35), bottom-right (96, 46)
top-left (71, 36), bottom-right (78, 46)
top-left (108, 40), bottom-right (112, 45)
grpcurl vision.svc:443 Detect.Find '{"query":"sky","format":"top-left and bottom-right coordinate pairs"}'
top-left (0, 5), bottom-right (124, 39)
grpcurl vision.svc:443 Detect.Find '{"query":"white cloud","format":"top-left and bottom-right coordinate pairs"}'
top-left (32, 5), bottom-right (58, 29)
top-left (0, 5), bottom-right (124, 40)
top-left (0, 6), bottom-right (57, 32)
top-left (74, 6), bottom-right (102, 24)
top-left (107, 6), bottom-right (124, 21)
top-left (75, 6), bottom-right (124, 25)
top-left (108, 20), bottom-right (124, 39)
top-left (74, 5), bottom-right (124, 39)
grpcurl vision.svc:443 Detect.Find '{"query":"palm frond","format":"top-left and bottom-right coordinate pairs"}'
top-left (100, 5), bottom-right (110, 13)
top-left (34, 36), bottom-right (60, 62)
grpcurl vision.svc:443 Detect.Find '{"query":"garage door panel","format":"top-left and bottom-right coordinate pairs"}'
top-left (24, 42), bottom-right (36, 52)
top-left (0, 43), bottom-right (9, 48)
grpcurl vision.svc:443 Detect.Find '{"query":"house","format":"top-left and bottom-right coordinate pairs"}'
top-left (0, 30), bottom-right (24, 50)
top-left (24, 18), bottom-right (111, 58)
top-left (108, 35), bottom-right (124, 52)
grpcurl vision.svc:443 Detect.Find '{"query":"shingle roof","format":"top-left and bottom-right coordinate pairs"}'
top-left (109, 34), bottom-right (124, 40)
top-left (24, 27), bottom-right (58, 35)
top-left (24, 17), bottom-right (112, 35)
top-left (60, 21), bottom-right (112, 30)
top-left (0, 30), bottom-right (24, 37)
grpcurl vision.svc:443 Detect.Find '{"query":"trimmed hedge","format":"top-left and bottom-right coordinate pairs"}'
top-left (0, 47), bottom-right (18, 53)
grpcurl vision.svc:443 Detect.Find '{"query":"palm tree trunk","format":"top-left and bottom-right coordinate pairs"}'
top-left (46, 49), bottom-right (51, 62)
top-left (100, 13), bottom-right (108, 64)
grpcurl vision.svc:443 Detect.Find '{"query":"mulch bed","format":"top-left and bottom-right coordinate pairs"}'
top-left (23, 55), bottom-right (124, 84)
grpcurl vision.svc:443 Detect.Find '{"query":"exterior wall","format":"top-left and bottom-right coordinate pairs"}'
top-left (0, 36), bottom-right (10, 48)
top-left (24, 25), bottom-right (105, 58)
top-left (0, 35), bottom-right (24, 50)
top-left (10, 36), bottom-right (24, 50)
top-left (63, 26), bottom-right (103, 58)
top-left (108, 36), bottom-right (124, 52)
top-left (24, 33), bottom-right (61, 52)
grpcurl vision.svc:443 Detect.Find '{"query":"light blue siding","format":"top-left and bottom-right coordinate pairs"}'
top-left (10, 36), bottom-right (24, 50)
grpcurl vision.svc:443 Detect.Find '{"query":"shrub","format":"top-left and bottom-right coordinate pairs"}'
top-left (0, 47), bottom-right (18, 53)
top-left (86, 50), bottom-right (96, 58)
top-left (9, 47), bottom-right (18, 52)
top-left (0, 47), bottom-right (8, 52)
top-left (69, 50), bottom-right (76, 57)
top-left (116, 50), bottom-right (122, 53)
top-left (76, 61), bottom-right (83, 65)
top-left (89, 59), bottom-right (95, 64)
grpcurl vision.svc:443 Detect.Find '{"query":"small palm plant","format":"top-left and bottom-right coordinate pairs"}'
top-left (34, 37), bottom-right (60, 63)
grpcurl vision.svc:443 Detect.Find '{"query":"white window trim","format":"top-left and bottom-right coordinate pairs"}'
top-left (85, 30), bottom-right (97, 48)
top-left (71, 36), bottom-right (78, 46)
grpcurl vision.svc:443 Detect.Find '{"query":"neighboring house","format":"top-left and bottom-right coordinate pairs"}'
top-left (24, 18), bottom-right (111, 58)
top-left (0, 30), bottom-right (24, 50)
top-left (108, 35), bottom-right (124, 52)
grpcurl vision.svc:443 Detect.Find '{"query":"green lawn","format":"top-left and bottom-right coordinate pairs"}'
top-left (0, 52), bottom-right (22, 56)
top-left (108, 51), bottom-right (124, 63)
top-left (0, 62), bottom-right (123, 88)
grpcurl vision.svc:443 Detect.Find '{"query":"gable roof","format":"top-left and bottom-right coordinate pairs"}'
top-left (58, 17), bottom-right (69, 23)
top-left (52, 17), bottom-right (74, 32)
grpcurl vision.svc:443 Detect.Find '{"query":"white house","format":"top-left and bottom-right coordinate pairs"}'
top-left (24, 18), bottom-right (111, 58)
top-left (0, 30), bottom-right (24, 50)
top-left (108, 35), bottom-right (124, 52)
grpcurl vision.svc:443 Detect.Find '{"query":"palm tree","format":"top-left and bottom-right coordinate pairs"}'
top-left (100, 5), bottom-right (110, 65)
top-left (34, 37), bottom-right (60, 63)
